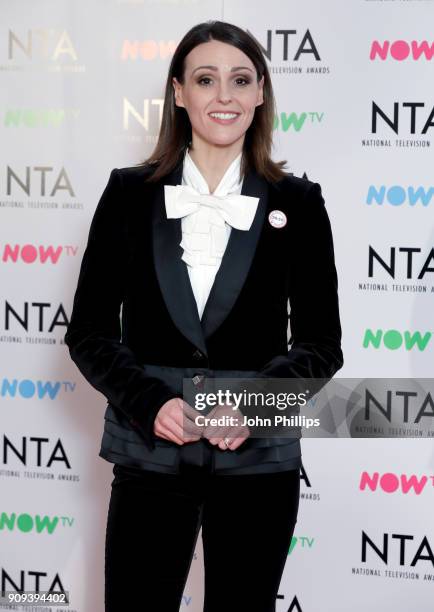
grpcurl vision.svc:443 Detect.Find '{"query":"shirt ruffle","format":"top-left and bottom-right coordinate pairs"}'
top-left (163, 148), bottom-right (259, 318)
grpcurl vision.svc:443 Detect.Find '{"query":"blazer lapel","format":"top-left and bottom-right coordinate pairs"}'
top-left (201, 168), bottom-right (268, 338)
top-left (151, 156), bottom-right (268, 356)
top-left (151, 157), bottom-right (208, 356)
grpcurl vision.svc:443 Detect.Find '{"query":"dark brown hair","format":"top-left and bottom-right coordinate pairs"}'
top-left (138, 20), bottom-right (288, 183)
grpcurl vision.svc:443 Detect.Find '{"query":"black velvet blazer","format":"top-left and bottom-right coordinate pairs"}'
top-left (64, 158), bottom-right (344, 474)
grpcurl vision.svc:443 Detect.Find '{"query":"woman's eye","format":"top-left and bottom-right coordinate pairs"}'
top-left (198, 77), bottom-right (212, 86)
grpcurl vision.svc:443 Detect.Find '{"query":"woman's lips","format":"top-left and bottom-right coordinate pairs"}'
top-left (208, 113), bottom-right (240, 125)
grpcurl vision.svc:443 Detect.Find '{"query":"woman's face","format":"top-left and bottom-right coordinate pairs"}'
top-left (172, 39), bottom-right (264, 149)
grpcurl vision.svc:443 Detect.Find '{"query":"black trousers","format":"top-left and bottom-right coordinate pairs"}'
top-left (104, 461), bottom-right (300, 612)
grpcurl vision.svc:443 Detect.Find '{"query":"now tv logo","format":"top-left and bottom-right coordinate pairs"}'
top-left (2, 244), bottom-right (78, 263)
top-left (0, 511), bottom-right (73, 533)
top-left (360, 471), bottom-right (434, 495)
top-left (370, 40), bottom-right (434, 61)
top-left (363, 329), bottom-right (431, 351)
top-left (1, 378), bottom-right (75, 399)
top-left (274, 111), bottom-right (324, 133)
top-left (121, 39), bottom-right (176, 60)
top-left (366, 185), bottom-right (434, 207)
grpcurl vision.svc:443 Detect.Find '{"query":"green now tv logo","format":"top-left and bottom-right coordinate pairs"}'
top-left (288, 535), bottom-right (314, 555)
top-left (0, 512), bottom-right (74, 534)
top-left (363, 329), bottom-right (432, 351)
top-left (4, 109), bottom-right (79, 127)
top-left (274, 111), bottom-right (324, 132)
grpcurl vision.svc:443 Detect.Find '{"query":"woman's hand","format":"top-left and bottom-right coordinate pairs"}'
top-left (202, 403), bottom-right (251, 451)
top-left (154, 398), bottom-right (251, 450)
top-left (153, 397), bottom-right (204, 445)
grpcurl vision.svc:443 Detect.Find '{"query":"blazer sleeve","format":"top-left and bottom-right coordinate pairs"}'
top-left (64, 168), bottom-right (179, 451)
top-left (257, 181), bottom-right (344, 387)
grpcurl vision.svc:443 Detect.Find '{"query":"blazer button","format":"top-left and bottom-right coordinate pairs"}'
top-left (192, 349), bottom-right (204, 360)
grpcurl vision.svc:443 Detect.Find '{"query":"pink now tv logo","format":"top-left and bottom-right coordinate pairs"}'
top-left (2, 244), bottom-right (77, 263)
top-left (370, 40), bottom-right (434, 61)
top-left (359, 471), bottom-right (433, 495)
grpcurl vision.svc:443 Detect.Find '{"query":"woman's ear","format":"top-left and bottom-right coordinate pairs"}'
top-left (257, 75), bottom-right (264, 107)
top-left (172, 77), bottom-right (184, 108)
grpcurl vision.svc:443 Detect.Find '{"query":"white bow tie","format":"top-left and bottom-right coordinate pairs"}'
top-left (164, 184), bottom-right (260, 267)
top-left (164, 184), bottom-right (259, 231)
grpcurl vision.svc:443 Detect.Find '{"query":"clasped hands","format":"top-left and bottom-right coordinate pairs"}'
top-left (153, 397), bottom-right (250, 451)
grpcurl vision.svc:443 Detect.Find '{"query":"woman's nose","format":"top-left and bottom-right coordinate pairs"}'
top-left (216, 82), bottom-right (232, 102)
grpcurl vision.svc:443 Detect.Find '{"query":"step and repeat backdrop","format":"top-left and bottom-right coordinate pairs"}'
top-left (1, 1), bottom-right (433, 611)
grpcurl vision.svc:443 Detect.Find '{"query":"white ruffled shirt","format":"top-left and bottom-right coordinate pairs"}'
top-left (164, 149), bottom-right (259, 319)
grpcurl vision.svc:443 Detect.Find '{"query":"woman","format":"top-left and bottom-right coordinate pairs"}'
top-left (64, 20), bottom-right (343, 612)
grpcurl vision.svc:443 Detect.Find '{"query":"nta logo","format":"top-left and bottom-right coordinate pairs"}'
top-left (361, 531), bottom-right (433, 567)
top-left (371, 102), bottom-right (434, 134)
top-left (368, 246), bottom-right (434, 280)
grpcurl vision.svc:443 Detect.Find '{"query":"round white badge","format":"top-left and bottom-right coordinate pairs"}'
top-left (268, 209), bottom-right (287, 228)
